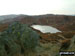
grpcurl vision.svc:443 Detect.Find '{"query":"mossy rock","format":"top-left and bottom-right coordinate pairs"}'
top-left (0, 22), bottom-right (40, 56)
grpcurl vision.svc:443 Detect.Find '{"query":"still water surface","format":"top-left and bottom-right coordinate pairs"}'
top-left (31, 25), bottom-right (61, 33)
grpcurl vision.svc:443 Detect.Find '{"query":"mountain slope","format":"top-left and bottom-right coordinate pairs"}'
top-left (0, 14), bottom-right (75, 31)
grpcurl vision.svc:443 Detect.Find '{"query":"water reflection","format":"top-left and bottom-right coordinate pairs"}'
top-left (31, 25), bottom-right (61, 33)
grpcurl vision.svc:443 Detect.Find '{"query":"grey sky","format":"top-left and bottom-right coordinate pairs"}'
top-left (0, 0), bottom-right (75, 15)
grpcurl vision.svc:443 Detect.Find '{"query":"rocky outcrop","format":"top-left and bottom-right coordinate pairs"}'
top-left (68, 35), bottom-right (75, 51)
top-left (0, 22), bottom-right (40, 56)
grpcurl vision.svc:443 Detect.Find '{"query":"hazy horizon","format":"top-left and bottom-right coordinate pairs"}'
top-left (0, 0), bottom-right (75, 15)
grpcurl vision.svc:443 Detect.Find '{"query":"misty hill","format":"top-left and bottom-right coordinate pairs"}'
top-left (0, 14), bottom-right (29, 24)
top-left (0, 14), bottom-right (19, 21)
top-left (0, 14), bottom-right (75, 31)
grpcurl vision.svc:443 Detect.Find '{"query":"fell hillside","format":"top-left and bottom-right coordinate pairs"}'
top-left (0, 14), bottom-right (75, 32)
top-left (0, 22), bottom-right (75, 56)
top-left (0, 14), bottom-right (75, 46)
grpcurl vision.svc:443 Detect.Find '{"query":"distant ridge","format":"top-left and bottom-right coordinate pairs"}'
top-left (0, 14), bottom-right (18, 21)
top-left (0, 14), bottom-right (75, 31)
